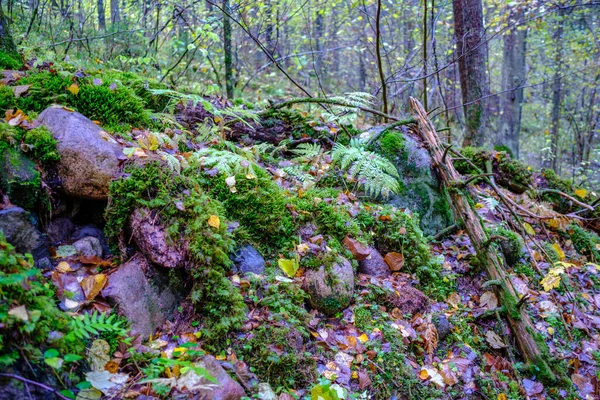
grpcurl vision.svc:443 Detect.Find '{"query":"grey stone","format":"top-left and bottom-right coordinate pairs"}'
top-left (72, 236), bottom-right (103, 258)
top-left (130, 208), bottom-right (187, 268)
top-left (46, 217), bottom-right (75, 243)
top-left (358, 247), bottom-right (390, 277)
top-left (184, 356), bottom-right (246, 400)
top-left (232, 245), bottom-right (265, 275)
top-left (433, 313), bottom-right (452, 340)
top-left (71, 225), bottom-right (110, 255)
top-left (303, 257), bottom-right (354, 316)
top-left (0, 206), bottom-right (47, 259)
top-left (374, 130), bottom-right (454, 235)
top-left (36, 106), bottom-right (124, 200)
top-left (101, 254), bottom-right (179, 338)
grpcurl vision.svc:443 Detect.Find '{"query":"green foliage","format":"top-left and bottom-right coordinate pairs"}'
top-left (374, 130), bottom-right (406, 161)
top-left (236, 324), bottom-right (315, 390)
top-left (568, 223), bottom-right (600, 261)
top-left (15, 71), bottom-right (73, 112)
top-left (0, 147), bottom-right (41, 210)
top-left (0, 50), bottom-right (22, 69)
top-left (541, 168), bottom-right (574, 212)
top-left (23, 125), bottom-right (60, 164)
top-left (0, 235), bottom-right (82, 368)
top-left (332, 137), bottom-right (400, 197)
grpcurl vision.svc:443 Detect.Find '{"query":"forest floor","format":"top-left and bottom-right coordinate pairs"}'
top-left (1, 63), bottom-right (600, 400)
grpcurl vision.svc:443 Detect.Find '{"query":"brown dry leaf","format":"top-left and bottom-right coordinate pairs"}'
top-left (416, 320), bottom-right (438, 356)
top-left (66, 83), bottom-right (80, 95)
top-left (384, 252), bottom-right (404, 271)
top-left (571, 373), bottom-right (594, 396)
top-left (440, 362), bottom-right (458, 386)
top-left (343, 236), bottom-right (371, 261)
top-left (485, 330), bottom-right (506, 349)
top-left (398, 226), bottom-right (407, 235)
top-left (81, 274), bottom-right (108, 301)
top-left (12, 84), bottom-right (31, 98)
top-left (480, 291), bottom-right (498, 310)
top-left (358, 370), bottom-right (371, 389)
top-left (104, 361), bottom-right (119, 373)
top-left (446, 292), bottom-right (461, 307)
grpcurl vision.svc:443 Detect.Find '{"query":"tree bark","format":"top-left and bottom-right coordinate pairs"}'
top-left (110, 0), bottom-right (120, 26)
top-left (452, 0), bottom-right (489, 147)
top-left (223, 0), bottom-right (233, 98)
top-left (549, 10), bottom-right (564, 172)
top-left (410, 96), bottom-right (554, 381)
top-left (97, 0), bottom-right (106, 30)
top-left (0, 1), bottom-right (18, 57)
top-left (497, 7), bottom-right (527, 159)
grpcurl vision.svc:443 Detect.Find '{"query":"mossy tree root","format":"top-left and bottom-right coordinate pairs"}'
top-left (409, 96), bottom-right (556, 382)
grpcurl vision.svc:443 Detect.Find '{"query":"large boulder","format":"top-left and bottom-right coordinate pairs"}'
top-left (36, 106), bottom-right (123, 200)
top-left (231, 244), bottom-right (265, 275)
top-left (0, 206), bottom-right (47, 260)
top-left (0, 148), bottom-right (41, 210)
top-left (372, 129), bottom-right (454, 235)
top-left (101, 254), bottom-right (179, 338)
top-left (303, 257), bottom-right (354, 316)
top-left (130, 208), bottom-right (187, 268)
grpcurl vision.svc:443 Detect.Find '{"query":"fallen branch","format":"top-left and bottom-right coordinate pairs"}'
top-left (0, 373), bottom-right (71, 400)
top-left (536, 189), bottom-right (594, 211)
top-left (409, 96), bottom-right (555, 381)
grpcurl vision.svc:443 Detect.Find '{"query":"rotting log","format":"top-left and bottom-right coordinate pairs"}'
top-left (409, 97), bottom-right (555, 381)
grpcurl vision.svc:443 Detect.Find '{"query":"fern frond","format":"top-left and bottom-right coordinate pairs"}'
top-left (291, 143), bottom-right (323, 163)
top-left (331, 138), bottom-right (400, 197)
top-left (157, 150), bottom-right (182, 174)
top-left (189, 145), bottom-right (256, 177)
top-left (68, 311), bottom-right (129, 341)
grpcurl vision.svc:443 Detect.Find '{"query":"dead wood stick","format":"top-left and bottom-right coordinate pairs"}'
top-left (409, 97), bottom-right (555, 381)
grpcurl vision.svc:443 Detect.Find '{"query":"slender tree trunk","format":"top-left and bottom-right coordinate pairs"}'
top-left (223, 0), bottom-right (233, 98)
top-left (110, 0), bottom-right (120, 26)
top-left (375, 0), bottom-right (388, 119)
top-left (0, 1), bottom-right (17, 57)
top-left (97, 0), bottom-right (105, 30)
top-left (452, 0), bottom-right (489, 147)
top-left (550, 10), bottom-right (564, 172)
top-left (497, 7), bottom-right (527, 159)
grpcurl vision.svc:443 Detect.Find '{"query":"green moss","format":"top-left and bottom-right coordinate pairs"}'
top-left (491, 227), bottom-right (524, 266)
top-left (541, 169), bottom-right (574, 213)
top-left (0, 148), bottom-right (41, 210)
top-left (0, 50), bottom-right (21, 70)
top-left (236, 324), bottom-right (315, 390)
top-left (197, 165), bottom-right (294, 253)
top-left (568, 223), bottom-right (600, 261)
top-left (15, 71), bottom-right (73, 112)
top-left (23, 125), bottom-right (60, 164)
top-left (0, 85), bottom-right (16, 112)
top-left (375, 130), bottom-right (406, 161)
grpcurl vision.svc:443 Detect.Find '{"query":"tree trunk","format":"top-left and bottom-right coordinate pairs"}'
top-left (549, 10), bottom-right (564, 172)
top-left (497, 7), bottom-right (527, 159)
top-left (452, 0), bottom-right (489, 147)
top-left (0, 2), bottom-right (18, 57)
top-left (110, 0), bottom-right (120, 26)
top-left (97, 0), bottom-right (106, 30)
top-left (410, 96), bottom-right (555, 382)
top-left (223, 0), bottom-right (233, 98)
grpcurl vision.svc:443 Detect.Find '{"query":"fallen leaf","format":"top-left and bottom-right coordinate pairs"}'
top-left (480, 291), bottom-right (498, 310)
top-left (86, 371), bottom-right (129, 396)
top-left (574, 188), bottom-right (587, 199)
top-left (278, 258), bottom-right (298, 278)
top-left (12, 84), bottom-right (31, 98)
top-left (343, 237), bottom-right (371, 261)
top-left (485, 330), bottom-right (506, 349)
top-left (8, 305), bottom-right (28, 322)
top-left (523, 222), bottom-right (536, 236)
top-left (56, 261), bottom-right (73, 273)
top-left (67, 83), bottom-right (80, 95)
top-left (551, 243), bottom-right (565, 261)
top-left (447, 293), bottom-right (461, 307)
top-left (81, 274), bottom-right (108, 301)
top-left (358, 333), bottom-right (369, 343)
top-left (384, 252), bottom-right (404, 271)
top-left (208, 215), bottom-right (220, 229)
top-left (88, 339), bottom-right (111, 371)
top-left (522, 378), bottom-right (544, 396)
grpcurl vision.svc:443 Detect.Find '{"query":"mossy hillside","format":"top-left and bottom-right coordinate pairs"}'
top-left (105, 162), bottom-right (246, 342)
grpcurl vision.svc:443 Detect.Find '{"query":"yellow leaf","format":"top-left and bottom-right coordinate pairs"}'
top-left (214, 116), bottom-right (222, 124)
top-left (523, 222), bottom-right (536, 236)
top-left (419, 368), bottom-right (430, 380)
top-left (474, 203), bottom-right (484, 209)
top-left (208, 215), bottom-right (220, 229)
top-left (215, 354), bottom-right (226, 361)
top-left (56, 261), bottom-right (73, 273)
top-left (551, 243), bottom-right (565, 261)
top-left (540, 273), bottom-right (561, 292)
top-left (351, 371), bottom-right (358, 379)
top-left (67, 83), bottom-right (80, 95)
top-left (8, 305), bottom-right (28, 321)
top-left (358, 333), bottom-right (369, 343)
top-left (574, 188), bottom-right (587, 199)
top-left (547, 327), bottom-right (555, 335)
top-left (81, 274), bottom-right (108, 301)
top-left (498, 394), bottom-right (508, 400)
top-left (278, 258), bottom-right (298, 278)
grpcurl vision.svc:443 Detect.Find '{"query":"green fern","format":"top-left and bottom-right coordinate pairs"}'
top-left (322, 92), bottom-right (374, 125)
top-left (331, 138), bottom-right (400, 197)
top-left (67, 311), bottom-right (128, 340)
top-left (282, 165), bottom-right (316, 187)
top-left (189, 144), bottom-right (256, 177)
top-left (291, 143), bottom-right (323, 164)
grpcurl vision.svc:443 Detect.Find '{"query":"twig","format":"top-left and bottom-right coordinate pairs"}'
top-left (0, 374), bottom-right (70, 400)
top-left (536, 189), bottom-right (594, 211)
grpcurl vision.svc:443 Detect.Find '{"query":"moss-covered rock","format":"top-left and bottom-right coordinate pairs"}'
top-left (492, 226), bottom-right (524, 267)
top-left (0, 148), bottom-right (41, 210)
top-left (303, 256), bottom-right (354, 316)
top-left (0, 85), bottom-right (16, 112)
top-left (372, 130), bottom-right (454, 235)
